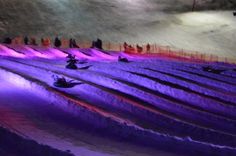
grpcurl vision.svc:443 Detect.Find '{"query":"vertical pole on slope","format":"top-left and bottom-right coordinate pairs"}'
top-left (156, 44), bottom-right (159, 53)
top-left (192, 0), bottom-right (196, 11)
top-left (167, 46), bottom-right (170, 57)
top-left (154, 44), bottom-right (156, 53)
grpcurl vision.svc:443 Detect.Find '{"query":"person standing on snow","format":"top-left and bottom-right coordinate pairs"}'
top-left (96, 38), bottom-right (103, 49)
top-left (123, 42), bottom-right (128, 51)
top-left (54, 36), bottom-right (62, 48)
top-left (24, 36), bottom-right (29, 45)
top-left (146, 43), bottom-right (151, 53)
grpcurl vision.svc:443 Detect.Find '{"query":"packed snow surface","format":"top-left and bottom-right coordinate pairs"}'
top-left (0, 0), bottom-right (236, 58)
top-left (0, 45), bottom-right (236, 156)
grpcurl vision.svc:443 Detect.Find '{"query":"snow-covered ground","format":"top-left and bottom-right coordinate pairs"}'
top-left (0, 45), bottom-right (236, 155)
top-left (0, 72), bottom-right (176, 156)
top-left (0, 0), bottom-right (236, 58)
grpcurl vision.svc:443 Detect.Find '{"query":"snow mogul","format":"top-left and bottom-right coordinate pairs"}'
top-left (66, 55), bottom-right (78, 69)
top-left (118, 56), bottom-right (129, 63)
top-left (52, 75), bottom-right (74, 88)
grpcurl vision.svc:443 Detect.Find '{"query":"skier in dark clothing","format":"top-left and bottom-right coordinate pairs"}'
top-left (24, 36), bottom-right (29, 45)
top-left (96, 38), bottom-right (103, 49)
top-left (3, 37), bottom-right (12, 44)
top-left (54, 37), bottom-right (62, 48)
top-left (136, 44), bottom-right (143, 53)
top-left (66, 54), bottom-right (73, 59)
top-left (41, 38), bottom-right (44, 46)
top-left (30, 37), bottom-right (37, 45)
top-left (53, 76), bottom-right (67, 87)
top-left (146, 43), bottom-right (151, 53)
top-left (69, 38), bottom-right (74, 48)
top-left (68, 38), bottom-right (79, 48)
top-left (123, 42), bottom-right (128, 50)
top-left (52, 75), bottom-right (74, 88)
top-left (118, 56), bottom-right (129, 63)
top-left (91, 41), bottom-right (96, 48)
top-left (66, 55), bottom-right (78, 69)
top-left (72, 39), bottom-right (79, 48)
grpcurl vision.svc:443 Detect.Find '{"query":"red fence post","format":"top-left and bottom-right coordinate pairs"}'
top-left (153, 44), bottom-right (156, 53)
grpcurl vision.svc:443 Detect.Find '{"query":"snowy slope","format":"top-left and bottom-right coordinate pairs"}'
top-left (1, 46), bottom-right (236, 155)
top-left (0, 1), bottom-right (236, 58)
top-left (0, 72), bottom-right (176, 156)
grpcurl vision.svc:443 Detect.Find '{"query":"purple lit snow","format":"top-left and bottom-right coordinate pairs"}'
top-left (0, 44), bottom-right (236, 156)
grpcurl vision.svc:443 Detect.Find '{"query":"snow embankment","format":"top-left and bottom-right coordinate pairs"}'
top-left (0, 125), bottom-right (74, 156)
top-left (1, 64), bottom-right (236, 155)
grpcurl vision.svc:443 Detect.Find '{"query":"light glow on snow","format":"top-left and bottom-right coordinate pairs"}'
top-left (178, 12), bottom-right (231, 26)
top-left (0, 71), bottom-right (28, 88)
top-left (0, 49), bottom-right (236, 156)
top-left (115, 0), bottom-right (148, 9)
top-left (0, 45), bottom-right (25, 58)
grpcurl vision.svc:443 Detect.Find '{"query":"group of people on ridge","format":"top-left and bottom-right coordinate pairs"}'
top-left (2, 36), bottom-right (104, 50)
top-left (2, 36), bottom-right (151, 54)
top-left (123, 42), bottom-right (151, 53)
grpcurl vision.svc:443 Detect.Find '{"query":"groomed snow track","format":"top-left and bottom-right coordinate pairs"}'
top-left (0, 44), bottom-right (236, 156)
